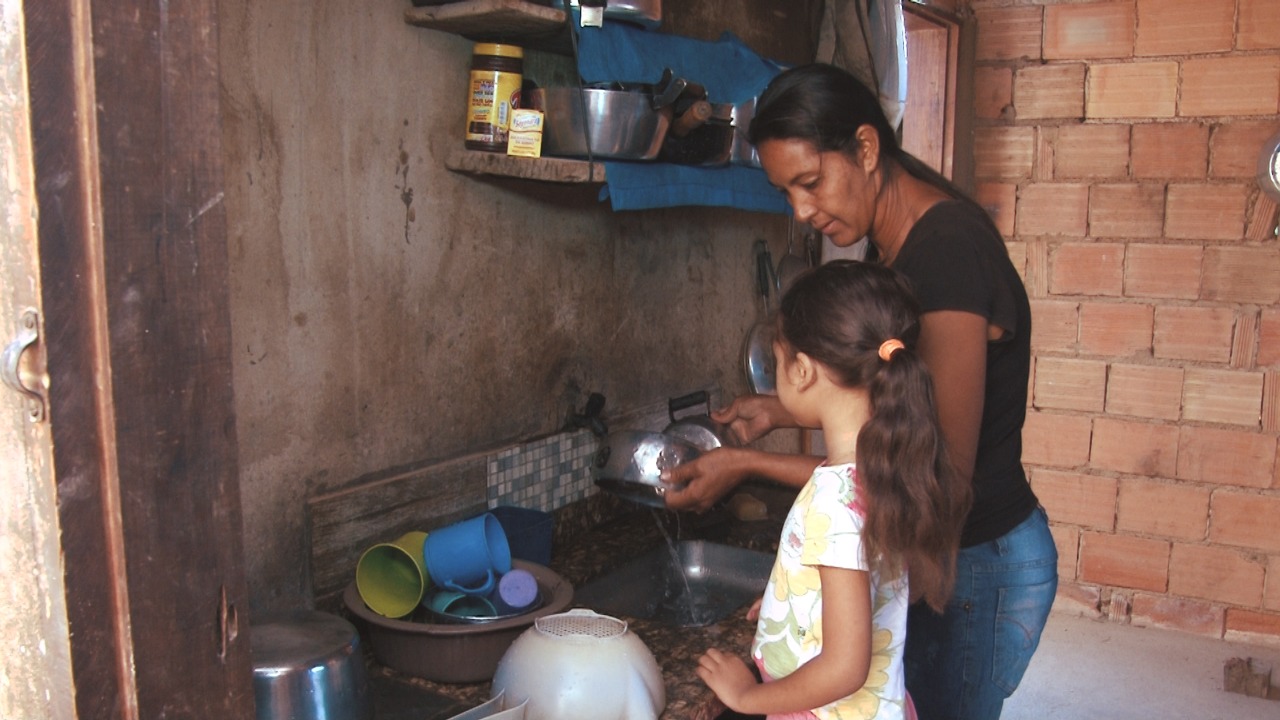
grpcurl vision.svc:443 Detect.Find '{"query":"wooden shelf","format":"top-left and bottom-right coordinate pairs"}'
top-left (404, 0), bottom-right (572, 54)
top-left (445, 148), bottom-right (606, 183)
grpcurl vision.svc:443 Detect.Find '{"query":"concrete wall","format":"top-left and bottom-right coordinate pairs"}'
top-left (218, 1), bottom-right (812, 612)
top-left (970, 0), bottom-right (1280, 643)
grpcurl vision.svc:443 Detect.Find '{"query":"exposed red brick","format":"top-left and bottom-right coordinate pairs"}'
top-left (1134, 0), bottom-right (1234, 56)
top-left (1164, 184), bottom-right (1248, 241)
top-left (1086, 62), bottom-right (1178, 119)
top-left (1079, 302), bottom-right (1153, 357)
top-left (1091, 417), bottom-right (1179, 477)
top-left (1030, 300), bottom-right (1079, 352)
top-left (974, 127), bottom-right (1036, 180)
top-left (1170, 544), bottom-right (1264, 607)
top-left (1239, 0), bottom-right (1280, 51)
top-left (1152, 305), bottom-right (1235, 363)
top-left (1203, 246), bottom-right (1280, 305)
top-left (1049, 523), bottom-right (1080, 582)
top-left (1089, 184), bottom-right (1163, 238)
top-left (974, 182), bottom-right (1016, 237)
top-left (1034, 357), bottom-right (1107, 412)
top-left (1225, 608), bottom-right (1280, 644)
top-left (1023, 410), bottom-right (1093, 468)
top-left (1181, 56), bottom-right (1280, 118)
top-left (1044, 2), bottom-right (1134, 60)
top-left (1210, 491), bottom-right (1280, 553)
top-left (1105, 364), bottom-right (1183, 421)
top-left (1032, 469), bottom-right (1117, 530)
top-left (1131, 123), bottom-right (1208, 180)
top-left (1131, 593), bottom-right (1224, 638)
top-left (1054, 125), bottom-right (1129, 179)
top-left (1006, 241), bottom-right (1028, 281)
top-left (1018, 184), bottom-right (1090, 237)
top-left (1267, 557), bottom-right (1280, 612)
top-left (1264, 372), bottom-right (1280, 436)
top-left (1260, 309), bottom-right (1280, 367)
top-left (974, 66), bottom-right (1013, 120)
top-left (1015, 64), bottom-right (1086, 120)
top-left (1055, 581), bottom-right (1103, 618)
top-left (1080, 532), bottom-right (1170, 592)
top-left (976, 5), bottom-right (1043, 61)
top-left (1048, 242), bottom-right (1123, 296)
top-left (1117, 478), bottom-right (1209, 540)
top-left (1210, 121), bottom-right (1280, 179)
top-left (1177, 425), bottom-right (1277, 487)
top-left (1231, 312), bottom-right (1259, 370)
top-left (1123, 243), bottom-right (1202, 300)
top-left (1182, 368), bottom-right (1264, 427)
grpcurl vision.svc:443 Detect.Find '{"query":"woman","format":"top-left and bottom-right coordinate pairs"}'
top-left (662, 63), bottom-right (1057, 720)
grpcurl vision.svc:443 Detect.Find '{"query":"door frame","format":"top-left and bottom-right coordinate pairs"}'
top-left (22, 0), bottom-right (253, 716)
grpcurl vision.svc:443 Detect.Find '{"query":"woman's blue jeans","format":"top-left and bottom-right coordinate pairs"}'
top-left (904, 506), bottom-right (1058, 720)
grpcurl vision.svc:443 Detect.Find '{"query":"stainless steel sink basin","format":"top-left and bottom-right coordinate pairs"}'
top-left (573, 540), bottom-right (774, 627)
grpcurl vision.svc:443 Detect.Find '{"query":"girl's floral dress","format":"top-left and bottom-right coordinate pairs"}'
top-left (752, 463), bottom-right (913, 720)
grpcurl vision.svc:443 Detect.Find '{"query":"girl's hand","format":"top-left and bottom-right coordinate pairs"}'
top-left (696, 648), bottom-right (758, 713)
top-left (712, 394), bottom-right (793, 444)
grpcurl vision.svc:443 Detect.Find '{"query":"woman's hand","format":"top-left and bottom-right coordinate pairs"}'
top-left (661, 448), bottom-right (751, 513)
top-left (696, 648), bottom-right (759, 713)
top-left (712, 394), bottom-right (794, 445)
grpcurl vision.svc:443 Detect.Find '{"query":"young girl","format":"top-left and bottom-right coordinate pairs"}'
top-left (695, 260), bottom-right (972, 720)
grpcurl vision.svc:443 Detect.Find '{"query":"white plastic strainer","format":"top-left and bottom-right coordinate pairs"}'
top-left (535, 608), bottom-right (627, 638)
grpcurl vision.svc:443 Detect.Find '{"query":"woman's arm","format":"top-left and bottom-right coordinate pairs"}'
top-left (916, 310), bottom-right (989, 486)
top-left (662, 447), bottom-right (820, 513)
top-left (697, 566), bottom-right (872, 715)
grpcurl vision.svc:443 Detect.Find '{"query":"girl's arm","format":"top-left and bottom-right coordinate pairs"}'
top-left (697, 566), bottom-right (872, 716)
top-left (916, 310), bottom-right (989, 486)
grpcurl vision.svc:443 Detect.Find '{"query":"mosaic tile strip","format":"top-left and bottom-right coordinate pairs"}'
top-left (486, 429), bottom-right (599, 512)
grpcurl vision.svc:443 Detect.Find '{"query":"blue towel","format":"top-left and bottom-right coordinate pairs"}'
top-left (599, 163), bottom-right (789, 213)
top-left (576, 23), bottom-right (784, 104)
top-left (571, 20), bottom-right (789, 214)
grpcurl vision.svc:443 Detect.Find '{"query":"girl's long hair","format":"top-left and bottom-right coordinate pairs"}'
top-left (777, 261), bottom-right (971, 612)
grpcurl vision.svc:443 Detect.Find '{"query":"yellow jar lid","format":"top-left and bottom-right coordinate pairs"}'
top-left (474, 43), bottom-right (524, 59)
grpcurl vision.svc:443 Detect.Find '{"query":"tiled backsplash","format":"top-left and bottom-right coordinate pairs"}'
top-left (486, 429), bottom-right (599, 512)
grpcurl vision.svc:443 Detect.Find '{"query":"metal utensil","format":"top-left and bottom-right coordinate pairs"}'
top-left (743, 240), bottom-right (776, 395)
top-left (662, 390), bottom-right (735, 451)
top-left (776, 218), bottom-right (810, 294)
top-left (592, 430), bottom-right (701, 508)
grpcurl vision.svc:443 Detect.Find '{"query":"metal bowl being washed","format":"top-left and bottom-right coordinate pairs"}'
top-left (592, 430), bottom-right (701, 508)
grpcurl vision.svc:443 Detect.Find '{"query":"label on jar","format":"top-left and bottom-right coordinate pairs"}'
top-left (466, 68), bottom-right (521, 149)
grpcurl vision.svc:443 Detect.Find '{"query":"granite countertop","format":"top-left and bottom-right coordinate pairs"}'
top-left (360, 484), bottom-right (793, 720)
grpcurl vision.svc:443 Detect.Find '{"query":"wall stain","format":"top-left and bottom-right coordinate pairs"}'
top-left (396, 140), bottom-right (414, 244)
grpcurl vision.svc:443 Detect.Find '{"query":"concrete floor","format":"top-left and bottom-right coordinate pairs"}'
top-left (1004, 611), bottom-right (1280, 719)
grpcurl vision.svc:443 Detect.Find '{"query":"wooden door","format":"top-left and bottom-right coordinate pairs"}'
top-left (20, 0), bottom-right (255, 717)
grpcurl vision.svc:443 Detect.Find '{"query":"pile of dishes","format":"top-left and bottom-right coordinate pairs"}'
top-left (345, 512), bottom-right (574, 682)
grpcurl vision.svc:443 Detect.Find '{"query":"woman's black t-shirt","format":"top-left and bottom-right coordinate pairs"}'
top-left (887, 199), bottom-right (1039, 547)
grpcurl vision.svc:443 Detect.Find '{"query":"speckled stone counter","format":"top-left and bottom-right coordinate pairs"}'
top-left (358, 484), bottom-right (793, 720)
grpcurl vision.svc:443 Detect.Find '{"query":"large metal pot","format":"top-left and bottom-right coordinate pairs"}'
top-left (729, 97), bottom-right (761, 168)
top-left (592, 430), bottom-right (701, 508)
top-left (658, 102), bottom-right (734, 167)
top-left (529, 72), bottom-right (685, 161)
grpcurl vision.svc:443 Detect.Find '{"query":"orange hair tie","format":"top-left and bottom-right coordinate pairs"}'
top-left (878, 339), bottom-right (905, 362)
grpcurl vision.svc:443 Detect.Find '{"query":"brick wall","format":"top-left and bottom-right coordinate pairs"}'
top-left (970, 0), bottom-right (1280, 645)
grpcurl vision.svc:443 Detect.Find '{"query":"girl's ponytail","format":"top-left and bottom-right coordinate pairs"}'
top-left (777, 261), bottom-right (972, 612)
top-left (859, 342), bottom-right (970, 612)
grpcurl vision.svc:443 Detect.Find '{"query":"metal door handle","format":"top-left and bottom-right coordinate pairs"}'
top-left (2, 309), bottom-right (45, 422)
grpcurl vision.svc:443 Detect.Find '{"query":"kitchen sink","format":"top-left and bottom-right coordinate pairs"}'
top-left (573, 540), bottom-right (774, 627)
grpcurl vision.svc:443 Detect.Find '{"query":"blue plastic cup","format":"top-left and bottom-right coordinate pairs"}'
top-left (423, 512), bottom-right (511, 596)
top-left (425, 588), bottom-right (497, 619)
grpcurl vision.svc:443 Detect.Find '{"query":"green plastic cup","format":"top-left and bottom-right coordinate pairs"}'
top-left (355, 530), bottom-right (429, 618)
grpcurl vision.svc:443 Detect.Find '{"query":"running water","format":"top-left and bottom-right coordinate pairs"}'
top-left (650, 509), bottom-right (718, 626)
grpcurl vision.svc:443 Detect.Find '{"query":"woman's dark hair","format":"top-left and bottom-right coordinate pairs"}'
top-left (776, 260), bottom-right (971, 612)
top-left (749, 63), bottom-right (980, 218)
